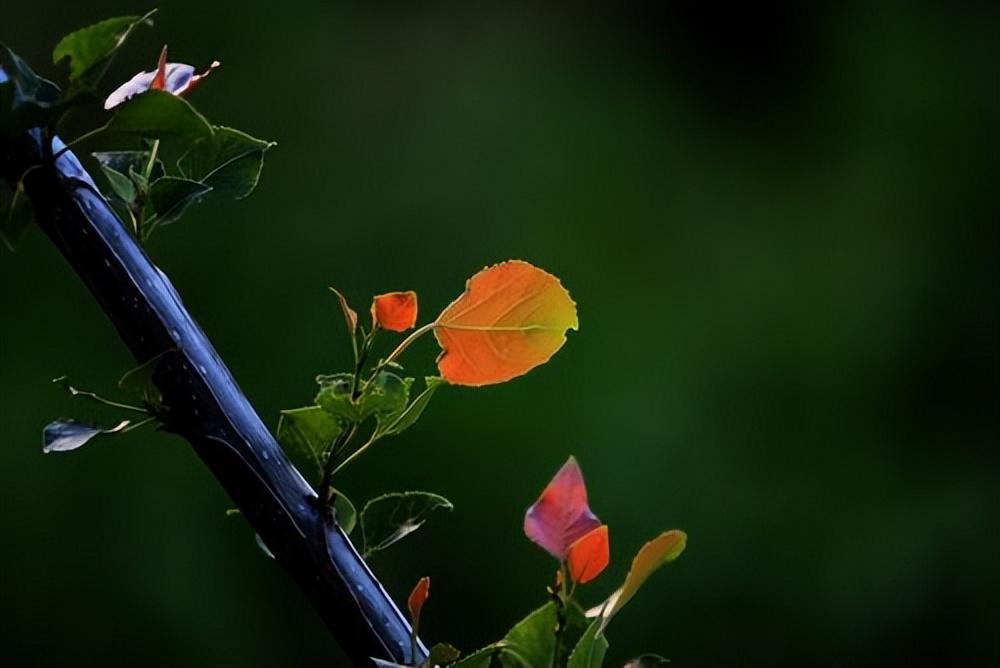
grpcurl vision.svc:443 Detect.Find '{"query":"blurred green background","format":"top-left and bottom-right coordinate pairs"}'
top-left (2, 2), bottom-right (998, 666)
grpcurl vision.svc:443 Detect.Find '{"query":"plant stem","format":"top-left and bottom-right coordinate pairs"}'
top-left (143, 139), bottom-right (160, 180)
top-left (51, 120), bottom-right (111, 161)
top-left (362, 321), bottom-right (436, 392)
top-left (551, 561), bottom-right (570, 668)
top-left (330, 429), bottom-right (380, 478)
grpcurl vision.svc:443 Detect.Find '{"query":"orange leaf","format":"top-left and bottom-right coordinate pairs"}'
top-left (407, 576), bottom-right (430, 629)
top-left (567, 524), bottom-right (609, 584)
top-left (150, 45), bottom-right (168, 90)
top-left (434, 260), bottom-right (578, 386)
top-left (372, 291), bottom-right (418, 332)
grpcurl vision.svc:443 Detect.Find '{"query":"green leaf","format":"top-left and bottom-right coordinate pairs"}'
top-left (143, 176), bottom-right (212, 229)
top-left (0, 44), bottom-right (63, 135)
top-left (94, 150), bottom-right (164, 183)
top-left (622, 655), bottom-right (669, 667)
top-left (360, 491), bottom-right (453, 557)
top-left (428, 643), bottom-right (462, 666)
top-left (330, 488), bottom-right (357, 534)
top-left (52, 11), bottom-right (156, 85)
top-left (277, 405), bottom-right (341, 468)
top-left (384, 376), bottom-right (444, 436)
top-left (315, 371), bottom-right (413, 430)
top-left (118, 355), bottom-right (165, 411)
top-left (98, 164), bottom-right (136, 203)
top-left (106, 90), bottom-right (214, 142)
top-left (177, 126), bottom-right (275, 199)
top-left (363, 371), bottom-right (413, 431)
top-left (595, 530), bottom-right (687, 634)
top-left (42, 419), bottom-right (130, 453)
top-left (498, 604), bottom-right (557, 668)
top-left (1, 180), bottom-right (33, 251)
top-left (450, 646), bottom-right (499, 668)
top-left (567, 621), bottom-right (609, 668)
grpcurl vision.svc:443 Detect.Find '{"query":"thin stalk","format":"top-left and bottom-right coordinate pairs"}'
top-left (330, 429), bottom-right (380, 478)
top-left (363, 321), bottom-right (436, 392)
top-left (51, 120), bottom-right (112, 161)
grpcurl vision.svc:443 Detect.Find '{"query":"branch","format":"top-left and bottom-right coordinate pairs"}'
top-left (1, 69), bottom-right (426, 668)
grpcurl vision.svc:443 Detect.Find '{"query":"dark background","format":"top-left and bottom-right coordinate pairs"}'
top-left (2, 2), bottom-right (998, 666)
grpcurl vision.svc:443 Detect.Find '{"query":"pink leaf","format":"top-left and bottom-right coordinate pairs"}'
top-left (524, 456), bottom-right (601, 559)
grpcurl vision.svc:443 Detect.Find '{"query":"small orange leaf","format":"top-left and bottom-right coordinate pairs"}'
top-left (150, 45), bottom-right (168, 90)
top-left (407, 576), bottom-right (430, 630)
top-left (434, 260), bottom-right (578, 386)
top-left (567, 524), bottom-right (609, 584)
top-left (372, 291), bottom-right (418, 332)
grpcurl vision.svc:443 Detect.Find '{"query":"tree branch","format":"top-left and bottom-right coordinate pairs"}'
top-left (1, 68), bottom-right (425, 668)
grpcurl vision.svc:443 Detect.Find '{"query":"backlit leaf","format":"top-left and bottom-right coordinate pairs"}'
top-left (372, 291), bottom-right (418, 332)
top-left (42, 419), bottom-right (130, 453)
top-left (428, 643), bottom-right (462, 666)
top-left (1, 44), bottom-right (64, 135)
top-left (52, 11), bottom-right (155, 85)
top-left (94, 150), bottom-right (164, 184)
top-left (434, 260), bottom-right (577, 386)
top-left (330, 488), bottom-right (357, 534)
top-left (567, 524), bottom-right (610, 584)
top-left (408, 576), bottom-right (430, 631)
top-left (567, 621), bottom-right (609, 668)
top-left (524, 456), bottom-right (601, 560)
top-left (104, 46), bottom-right (220, 109)
top-left (596, 530), bottom-right (687, 633)
top-left (360, 491), bottom-right (453, 557)
top-left (383, 376), bottom-right (444, 436)
top-left (277, 405), bottom-right (341, 468)
top-left (449, 646), bottom-right (498, 668)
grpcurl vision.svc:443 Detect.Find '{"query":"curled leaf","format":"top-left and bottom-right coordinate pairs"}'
top-left (52, 11), bottom-right (156, 87)
top-left (567, 620), bottom-right (608, 668)
top-left (372, 291), bottom-right (418, 332)
top-left (594, 530), bottom-right (687, 633)
top-left (360, 491), bottom-right (453, 558)
top-left (407, 576), bottom-right (430, 630)
top-left (382, 376), bottom-right (444, 436)
top-left (329, 287), bottom-right (358, 335)
top-left (567, 524), bottom-right (610, 584)
top-left (524, 456), bottom-right (601, 560)
top-left (42, 419), bottom-right (130, 453)
top-left (434, 260), bottom-right (578, 386)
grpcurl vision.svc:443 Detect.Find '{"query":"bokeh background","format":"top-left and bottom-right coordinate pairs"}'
top-left (2, 2), bottom-right (998, 666)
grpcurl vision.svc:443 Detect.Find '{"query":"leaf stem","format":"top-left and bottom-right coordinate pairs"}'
top-left (362, 321), bottom-right (436, 393)
top-left (52, 120), bottom-right (112, 161)
top-left (144, 139), bottom-right (160, 180)
top-left (330, 428), bottom-right (380, 478)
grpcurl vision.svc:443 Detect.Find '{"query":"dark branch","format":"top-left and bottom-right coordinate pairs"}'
top-left (1, 69), bottom-right (425, 668)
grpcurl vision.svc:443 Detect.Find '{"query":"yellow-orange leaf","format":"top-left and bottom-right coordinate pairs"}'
top-left (568, 524), bottom-right (610, 584)
top-left (372, 291), bottom-right (418, 332)
top-left (433, 260), bottom-right (578, 386)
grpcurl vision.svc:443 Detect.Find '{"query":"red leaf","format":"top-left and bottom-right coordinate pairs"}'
top-left (407, 576), bottom-right (430, 629)
top-left (524, 456), bottom-right (601, 559)
top-left (150, 45), bottom-right (168, 90)
top-left (567, 524), bottom-right (609, 584)
top-left (372, 291), bottom-right (418, 332)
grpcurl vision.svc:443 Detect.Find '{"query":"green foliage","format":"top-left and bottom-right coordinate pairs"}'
top-left (0, 44), bottom-right (63, 136)
top-left (277, 406), bottom-right (341, 473)
top-left (360, 491), bottom-right (453, 558)
top-left (143, 175), bottom-right (212, 230)
top-left (330, 489), bottom-right (357, 534)
top-left (106, 90), bottom-right (213, 142)
top-left (382, 376), bottom-right (444, 436)
top-left (566, 622), bottom-right (608, 668)
top-left (178, 126), bottom-right (275, 200)
top-left (51, 11), bottom-right (155, 89)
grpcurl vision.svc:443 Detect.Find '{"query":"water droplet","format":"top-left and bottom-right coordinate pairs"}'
top-left (197, 364), bottom-right (207, 375)
top-left (169, 329), bottom-right (181, 342)
top-left (103, 258), bottom-right (112, 268)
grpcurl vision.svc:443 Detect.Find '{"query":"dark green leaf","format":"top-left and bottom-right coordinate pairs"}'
top-left (52, 11), bottom-right (156, 86)
top-left (364, 371), bottom-right (413, 431)
top-left (567, 621), bottom-right (609, 668)
top-left (360, 491), bottom-right (453, 557)
top-left (623, 655), bottom-right (668, 667)
top-left (428, 643), bottom-right (462, 666)
top-left (315, 372), bottom-right (359, 423)
top-left (450, 647), bottom-right (499, 668)
top-left (94, 150), bottom-right (163, 182)
top-left (106, 90), bottom-right (214, 142)
top-left (99, 164), bottom-right (136, 203)
top-left (1, 44), bottom-right (63, 135)
top-left (42, 419), bottom-right (130, 453)
top-left (143, 176), bottom-right (212, 229)
top-left (178, 126), bottom-right (275, 199)
top-left (277, 405), bottom-right (341, 468)
top-left (384, 376), bottom-right (444, 436)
